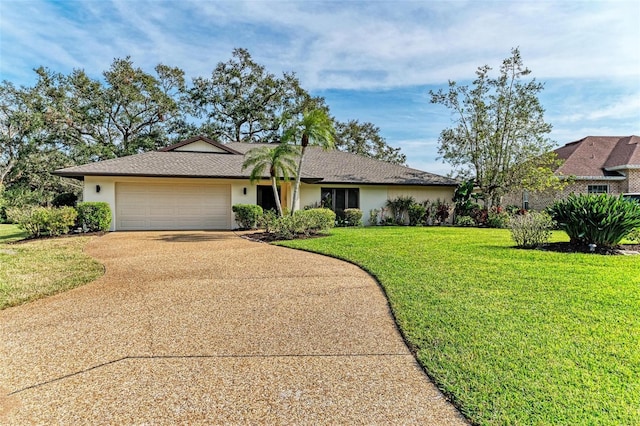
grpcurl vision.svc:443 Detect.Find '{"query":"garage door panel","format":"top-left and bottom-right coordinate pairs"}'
top-left (116, 183), bottom-right (231, 230)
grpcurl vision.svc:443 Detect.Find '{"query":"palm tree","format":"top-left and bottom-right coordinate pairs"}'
top-left (241, 143), bottom-right (300, 217)
top-left (283, 108), bottom-right (335, 213)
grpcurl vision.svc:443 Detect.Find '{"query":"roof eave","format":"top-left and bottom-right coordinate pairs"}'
top-left (312, 180), bottom-right (458, 186)
top-left (604, 164), bottom-right (640, 171)
top-left (559, 175), bottom-right (627, 181)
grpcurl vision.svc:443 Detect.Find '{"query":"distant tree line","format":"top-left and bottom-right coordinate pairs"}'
top-left (0, 48), bottom-right (406, 208)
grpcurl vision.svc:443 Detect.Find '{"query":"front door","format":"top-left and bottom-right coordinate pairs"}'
top-left (257, 185), bottom-right (279, 213)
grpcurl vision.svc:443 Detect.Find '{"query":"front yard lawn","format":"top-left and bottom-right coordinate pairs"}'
top-left (0, 223), bottom-right (27, 243)
top-left (0, 224), bottom-right (104, 310)
top-left (279, 227), bottom-right (640, 425)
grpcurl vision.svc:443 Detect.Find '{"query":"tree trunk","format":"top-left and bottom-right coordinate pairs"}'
top-left (271, 176), bottom-right (283, 217)
top-left (290, 145), bottom-right (306, 214)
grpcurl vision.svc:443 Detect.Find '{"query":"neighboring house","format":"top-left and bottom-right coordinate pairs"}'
top-left (53, 136), bottom-right (458, 231)
top-left (504, 136), bottom-right (640, 210)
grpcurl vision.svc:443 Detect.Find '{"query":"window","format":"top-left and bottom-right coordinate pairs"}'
top-left (522, 190), bottom-right (529, 210)
top-left (321, 188), bottom-right (359, 216)
top-left (588, 185), bottom-right (609, 194)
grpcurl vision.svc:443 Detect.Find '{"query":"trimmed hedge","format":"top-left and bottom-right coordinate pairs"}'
top-left (7, 206), bottom-right (77, 238)
top-left (232, 204), bottom-right (264, 229)
top-left (342, 208), bottom-right (363, 227)
top-left (77, 202), bottom-right (112, 232)
top-left (295, 208), bottom-right (336, 234)
top-left (259, 208), bottom-right (336, 239)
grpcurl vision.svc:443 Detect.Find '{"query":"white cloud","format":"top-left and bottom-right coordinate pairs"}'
top-left (1, 0), bottom-right (638, 174)
top-left (2, 0), bottom-right (638, 90)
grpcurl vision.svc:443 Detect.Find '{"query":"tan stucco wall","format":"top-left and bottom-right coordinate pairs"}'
top-left (83, 177), bottom-right (256, 230)
top-left (174, 140), bottom-right (227, 153)
top-left (83, 177), bottom-right (457, 230)
top-left (299, 184), bottom-right (391, 225)
top-left (387, 186), bottom-right (454, 204)
top-left (298, 184), bottom-right (455, 225)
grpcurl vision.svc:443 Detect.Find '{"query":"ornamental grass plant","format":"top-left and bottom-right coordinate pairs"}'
top-left (548, 193), bottom-right (640, 247)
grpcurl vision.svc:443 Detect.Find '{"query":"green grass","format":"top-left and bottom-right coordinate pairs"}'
top-left (0, 224), bottom-right (104, 310)
top-left (279, 227), bottom-right (640, 425)
top-left (0, 223), bottom-right (27, 243)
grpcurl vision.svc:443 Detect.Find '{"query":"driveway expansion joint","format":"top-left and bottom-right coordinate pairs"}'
top-left (8, 352), bottom-right (414, 396)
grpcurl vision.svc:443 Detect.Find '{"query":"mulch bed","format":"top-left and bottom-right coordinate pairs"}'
top-left (539, 242), bottom-right (640, 255)
top-left (240, 231), bottom-right (327, 243)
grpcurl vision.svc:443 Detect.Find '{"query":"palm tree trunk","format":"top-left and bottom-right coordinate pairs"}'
top-left (271, 176), bottom-right (283, 217)
top-left (291, 145), bottom-right (306, 214)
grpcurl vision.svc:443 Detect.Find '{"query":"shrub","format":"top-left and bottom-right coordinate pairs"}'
top-left (453, 179), bottom-right (477, 217)
top-left (455, 215), bottom-right (475, 227)
top-left (294, 208), bottom-right (336, 235)
top-left (258, 209), bottom-right (278, 233)
top-left (471, 207), bottom-right (488, 226)
top-left (77, 202), bottom-right (112, 232)
top-left (434, 199), bottom-right (451, 224)
top-left (627, 228), bottom-right (640, 243)
top-left (487, 206), bottom-right (511, 229)
top-left (548, 193), bottom-right (640, 247)
top-left (52, 192), bottom-right (78, 207)
top-left (407, 203), bottom-right (426, 226)
top-left (421, 200), bottom-right (434, 225)
top-left (232, 204), bottom-right (263, 229)
top-left (385, 196), bottom-right (415, 224)
top-left (342, 208), bottom-right (363, 227)
top-left (509, 211), bottom-right (555, 248)
top-left (368, 209), bottom-right (381, 226)
top-left (261, 208), bottom-right (335, 239)
top-left (271, 214), bottom-right (296, 239)
top-left (7, 206), bottom-right (77, 238)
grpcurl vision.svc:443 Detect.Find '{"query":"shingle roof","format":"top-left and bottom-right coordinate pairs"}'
top-left (54, 140), bottom-right (458, 186)
top-left (226, 143), bottom-right (457, 185)
top-left (554, 136), bottom-right (640, 177)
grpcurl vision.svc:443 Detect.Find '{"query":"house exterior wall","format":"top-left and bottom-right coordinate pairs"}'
top-left (83, 177), bottom-right (457, 230)
top-left (626, 169), bottom-right (640, 193)
top-left (387, 186), bottom-right (456, 223)
top-left (173, 140), bottom-right (228, 153)
top-left (299, 184), bottom-right (388, 225)
top-left (84, 176), bottom-right (257, 230)
top-left (503, 178), bottom-right (628, 211)
top-left (83, 177), bottom-right (117, 230)
top-left (387, 186), bottom-right (454, 204)
top-left (298, 184), bottom-right (455, 225)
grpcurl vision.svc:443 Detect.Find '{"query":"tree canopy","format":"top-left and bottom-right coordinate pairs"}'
top-left (0, 48), bottom-right (405, 209)
top-left (241, 143), bottom-right (300, 216)
top-left (430, 48), bottom-right (561, 207)
top-left (334, 119), bottom-right (406, 165)
top-left (283, 108), bottom-right (335, 213)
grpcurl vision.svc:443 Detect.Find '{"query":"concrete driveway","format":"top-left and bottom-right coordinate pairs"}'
top-left (1, 231), bottom-right (467, 424)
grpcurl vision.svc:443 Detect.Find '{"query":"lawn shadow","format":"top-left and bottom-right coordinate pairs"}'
top-left (152, 231), bottom-right (239, 243)
top-left (0, 231), bottom-right (27, 244)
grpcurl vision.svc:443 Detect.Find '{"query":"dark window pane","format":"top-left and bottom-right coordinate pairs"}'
top-left (335, 189), bottom-right (346, 213)
top-left (321, 189), bottom-right (333, 209)
top-left (347, 189), bottom-right (359, 208)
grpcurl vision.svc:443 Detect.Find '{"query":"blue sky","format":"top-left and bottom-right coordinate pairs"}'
top-left (1, 0), bottom-right (639, 175)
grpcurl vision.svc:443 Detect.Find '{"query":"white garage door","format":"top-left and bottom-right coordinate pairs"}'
top-left (116, 182), bottom-right (231, 230)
